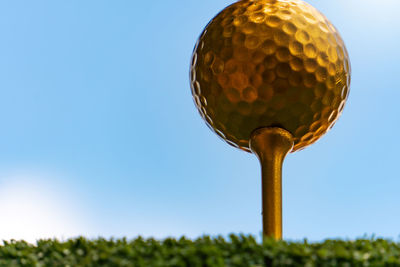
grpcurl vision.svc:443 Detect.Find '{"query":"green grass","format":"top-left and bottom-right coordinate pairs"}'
top-left (1, 235), bottom-right (400, 266)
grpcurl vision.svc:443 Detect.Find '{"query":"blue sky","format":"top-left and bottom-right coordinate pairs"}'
top-left (0, 0), bottom-right (399, 242)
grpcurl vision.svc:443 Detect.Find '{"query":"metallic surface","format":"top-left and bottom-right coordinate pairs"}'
top-left (190, 0), bottom-right (351, 152)
top-left (250, 127), bottom-right (293, 239)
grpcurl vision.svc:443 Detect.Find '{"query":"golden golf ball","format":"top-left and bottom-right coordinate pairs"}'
top-left (190, 0), bottom-right (351, 152)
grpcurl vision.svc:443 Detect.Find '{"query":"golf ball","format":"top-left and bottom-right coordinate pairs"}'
top-left (190, 0), bottom-right (351, 152)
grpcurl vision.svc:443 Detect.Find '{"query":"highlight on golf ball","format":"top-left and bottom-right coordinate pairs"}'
top-left (190, 0), bottom-right (351, 152)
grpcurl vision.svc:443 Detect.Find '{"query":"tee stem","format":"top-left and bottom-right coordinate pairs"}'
top-left (250, 127), bottom-right (294, 240)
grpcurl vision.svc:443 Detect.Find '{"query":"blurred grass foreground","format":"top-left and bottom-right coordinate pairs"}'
top-left (1, 235), bottom-right (400, 266)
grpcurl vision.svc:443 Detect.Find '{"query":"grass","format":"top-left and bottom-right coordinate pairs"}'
top-left (1, 235), bottom-right (400, 266)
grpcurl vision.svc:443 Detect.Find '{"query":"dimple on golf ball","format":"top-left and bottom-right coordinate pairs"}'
top-left (190, 0), bottom-right (351, 152)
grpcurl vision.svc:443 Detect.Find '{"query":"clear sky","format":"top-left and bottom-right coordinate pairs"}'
top-left (0, 0), bottom-right (399, 243)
